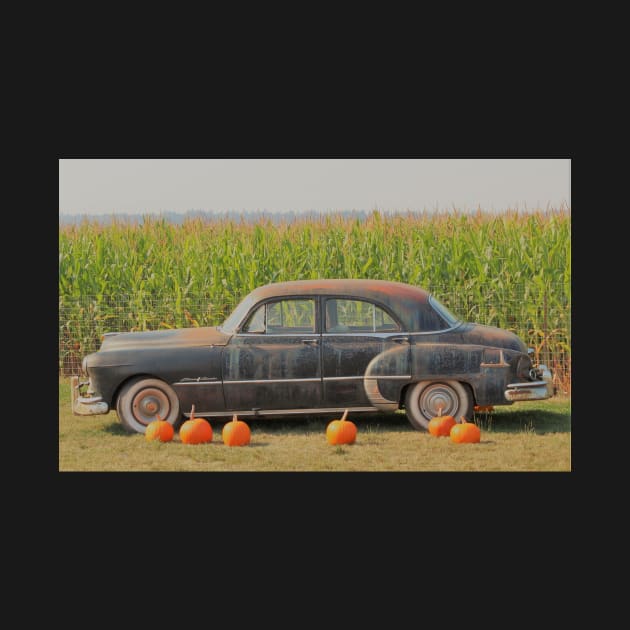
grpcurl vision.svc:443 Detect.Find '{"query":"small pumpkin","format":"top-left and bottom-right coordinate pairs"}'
top-left (180, 405), bottom-right (213, 444)
top-left (326, 410), bottom-right (357, 445)
top-left (145, 413), bottom-right (174, 443)
top-left (428, 406), bottom-right (456, 437)
top-left (474, 405), bottom-right (494, 413)
top-left (450, 416), bottom-right (481, 444)
top-left (222, 414), bottom-right (251, 446)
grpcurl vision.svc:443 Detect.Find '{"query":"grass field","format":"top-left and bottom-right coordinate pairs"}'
top-left (58, 379), bottom-right (571, 472)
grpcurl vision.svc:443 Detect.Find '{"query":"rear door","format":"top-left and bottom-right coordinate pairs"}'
top-left (321, 297), bottom-right (410, 407)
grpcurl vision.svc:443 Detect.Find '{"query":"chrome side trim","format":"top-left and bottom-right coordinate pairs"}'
top-left (185, 406), bottom-right (380, 418)
top-left (217, 375), bottom-right (412, 384)
top-left (224, 377), bottom-right (321, 385)
top-left (321, 332), bottom-right (403, 338)
top-left (235, 327), bottom-right (462, 338)
top-left (407, 323), bottom-right (462, 336)
top-left (236, 333), bottom-right (319, 338)
top-left (173, 381), bottom-right (222, 386)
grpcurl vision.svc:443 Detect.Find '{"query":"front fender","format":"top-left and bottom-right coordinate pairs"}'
top-left (406, 342), bottom-right (523, 406)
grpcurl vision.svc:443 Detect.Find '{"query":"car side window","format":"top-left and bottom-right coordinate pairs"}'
top-left (242, 299), bottom-right (316, 334)
top-left (418, 304), bottom-right (451, 331)
top-left (325, 299), bottom-right (400, 333)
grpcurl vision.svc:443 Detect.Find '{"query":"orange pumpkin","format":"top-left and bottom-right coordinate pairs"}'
top-left (428, 407), bottom-right (456, 437)
top-left (474, 405), bottom-right (494, 413)
top-left (180, 405), bottom-right (213, 444)
top-left (450, 416), bottom-right (481, 444)
top-left (326, 410), bottom-right (357, 445)
top-left (145, 413), bottom-right (174, 442)
top-left (222, 414), bottom-right (251, 446)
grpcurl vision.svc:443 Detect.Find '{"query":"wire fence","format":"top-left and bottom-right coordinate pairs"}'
top-left (59, 285), bottom-right (571, 394)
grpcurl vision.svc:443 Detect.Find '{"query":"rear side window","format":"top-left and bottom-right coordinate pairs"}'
top-left (428, 295), bottom-right (460, 329)
top-left (417, 304), bottom-right (451, 331)
top-left (325, 299), bottom-right (400, 333)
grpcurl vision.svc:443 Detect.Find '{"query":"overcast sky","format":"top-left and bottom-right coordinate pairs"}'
top-left (58, 159), bottom-right (571, 215)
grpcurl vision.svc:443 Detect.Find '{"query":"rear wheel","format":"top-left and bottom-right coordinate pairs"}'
top-left (116, 377), bottom-right (180, 434)
top-left (404, 380), bottom-right (473, 430)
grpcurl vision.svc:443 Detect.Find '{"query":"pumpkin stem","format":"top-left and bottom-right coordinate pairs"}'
top-left (460, 416), bottom-right (467, 424)
top-left (190, 404), bottom-right (195, 421)
top-left (232, 414), bottom-right (238, 423)
top-left (156, 413), bottom-right (164, 422)
top-left (437, 405), bottom-right (444, 417)
top-left (341, 409), bottom-right (348, 422)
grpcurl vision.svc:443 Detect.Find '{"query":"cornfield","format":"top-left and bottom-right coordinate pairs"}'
top-left (59, 209), bottom-right (571, 393)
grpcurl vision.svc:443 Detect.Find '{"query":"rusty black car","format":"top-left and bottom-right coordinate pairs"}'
top-left (72, 279), bottom-right (553, 433)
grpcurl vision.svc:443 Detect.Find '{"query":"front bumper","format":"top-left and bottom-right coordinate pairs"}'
top-left (504, 364), bottom-right (554, 402)
top-left (71, 375), bottom-right (110, 416)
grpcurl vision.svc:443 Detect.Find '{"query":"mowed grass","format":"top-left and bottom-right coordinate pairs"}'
top-left (58, 379), bottom-right (571, 472)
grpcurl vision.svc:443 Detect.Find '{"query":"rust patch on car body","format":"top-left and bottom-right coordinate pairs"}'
top-left (100, 326), bottom-right (230, 351)
top-left (249, 279), bottom-right (429, 301)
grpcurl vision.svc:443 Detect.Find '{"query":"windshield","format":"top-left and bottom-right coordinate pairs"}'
top-left (429, 295), bottom-right (461, 328)
top-left (219, 294), bottom-right (257, 333)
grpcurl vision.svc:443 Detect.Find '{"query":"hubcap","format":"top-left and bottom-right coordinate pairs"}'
top-left (419, 383), bottom-right (459, 418)
top-left (132, 387), bottom-right (170, 425)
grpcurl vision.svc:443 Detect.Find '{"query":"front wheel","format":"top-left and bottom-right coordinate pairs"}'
top-left (404, 380), bottom-right (473, 430)
top-left (116, 377), bottom-right (181, 434)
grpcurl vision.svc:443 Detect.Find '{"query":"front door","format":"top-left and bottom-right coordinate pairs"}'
top-left (223, 297), bottom-right (322, 411)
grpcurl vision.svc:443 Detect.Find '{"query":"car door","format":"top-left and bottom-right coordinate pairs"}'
top-left (321, 297), bottom-right (410, 407)
top-left (222, 297), bottom-right (322, 411)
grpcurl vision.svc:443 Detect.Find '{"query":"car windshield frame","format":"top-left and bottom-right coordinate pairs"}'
top-left (218, 294), bottom-right (258, 334)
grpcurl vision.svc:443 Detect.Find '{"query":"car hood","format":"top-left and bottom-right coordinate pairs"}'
top-left (99, 326), bottom-right (230, 351)
top-left (460, 323), bottom-right (527, 353)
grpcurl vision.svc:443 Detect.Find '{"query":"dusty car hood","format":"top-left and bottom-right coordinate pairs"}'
top-left (99, 326), bottom-right (230, 351)
top-left (460, 323), bottom-right (527, 353)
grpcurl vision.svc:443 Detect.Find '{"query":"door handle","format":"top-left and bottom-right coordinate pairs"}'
top-left (301, 339), bottom-right (319, 346)
top-left (391, 336), bottom-right (409, 344)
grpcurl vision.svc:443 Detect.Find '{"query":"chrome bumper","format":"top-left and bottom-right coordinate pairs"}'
top-left (504, 365), bottom-right (553, 402)
top-left (70, 375), bottom-right (110, 416)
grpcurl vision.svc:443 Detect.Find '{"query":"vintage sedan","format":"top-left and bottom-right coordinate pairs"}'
top-left (72, 279), bottom-right (553, 433)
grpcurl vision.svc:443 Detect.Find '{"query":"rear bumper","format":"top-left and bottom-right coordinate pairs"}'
top-left (504, 365), bottom-right (554, 402)
top-left (71, 375), bottom-right (110, 416)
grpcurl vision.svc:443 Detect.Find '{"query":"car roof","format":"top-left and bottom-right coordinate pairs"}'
top-left (247, 280), bottom-right (431, 331)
